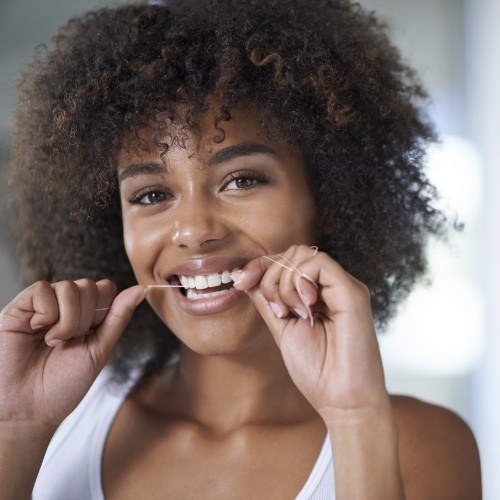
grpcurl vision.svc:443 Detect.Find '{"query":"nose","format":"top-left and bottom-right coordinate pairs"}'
top-left (171, 196), bottom-right (229, 249)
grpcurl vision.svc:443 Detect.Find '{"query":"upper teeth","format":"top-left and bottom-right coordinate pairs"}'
top-left (178, 269), bottom-right (236, 290)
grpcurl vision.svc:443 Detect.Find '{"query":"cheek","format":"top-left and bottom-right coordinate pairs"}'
top-left (122, 217), bottom-right (165, 275)
top-left (273, 187), bottom-right (317, 238)
top-left (241, 193), bottom-right (317, 252)
top-left (122, 217), bottom-right (141, 261)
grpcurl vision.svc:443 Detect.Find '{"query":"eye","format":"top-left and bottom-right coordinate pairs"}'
top-left (223, 170), bottom-right (267, 191)
top-left (129, 188), bottom-right (172, 205)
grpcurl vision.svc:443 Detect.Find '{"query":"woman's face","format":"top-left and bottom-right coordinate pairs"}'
top-left (118, 106), bottom-right (317, 355)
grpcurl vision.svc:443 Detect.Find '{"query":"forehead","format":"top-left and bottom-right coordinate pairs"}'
top-left (116, 103), bottom-right (302, 169)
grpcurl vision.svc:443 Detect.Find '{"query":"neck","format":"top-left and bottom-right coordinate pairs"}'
top-left (140, 337), bottom-right (318, 436)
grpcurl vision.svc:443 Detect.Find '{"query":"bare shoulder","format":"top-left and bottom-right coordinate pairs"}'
top-left (389, 395), bottom-right (481, 499)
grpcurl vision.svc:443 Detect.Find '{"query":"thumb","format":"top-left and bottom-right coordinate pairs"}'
top-left (245, 287), bottom-right (288, 348)
top-left (88, 285), bottom-right (147, 369)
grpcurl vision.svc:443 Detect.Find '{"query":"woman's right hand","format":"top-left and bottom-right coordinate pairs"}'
top-left (0, 279), bottom-right (146, 431)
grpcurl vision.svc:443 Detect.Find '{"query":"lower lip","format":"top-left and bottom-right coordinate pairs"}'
top-left (172, 285), bottom-right (246, 315)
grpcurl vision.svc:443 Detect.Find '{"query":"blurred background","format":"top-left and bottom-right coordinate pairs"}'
top-left (0, 0), bottom-right (498, 497)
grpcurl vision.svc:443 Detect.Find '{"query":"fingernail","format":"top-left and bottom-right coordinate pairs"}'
top-left (296, 284), bottom-right (314, 326)
top-left (31, 322), bottom-right (45, 331)
top-left (293, 307), bottom-right (309, 321)
top-left (269, 302), bottom-right (284, 318)
top-left (46, 338), bottom-right (64, 347)
top-left (231, 270), bottom-right (244, 285)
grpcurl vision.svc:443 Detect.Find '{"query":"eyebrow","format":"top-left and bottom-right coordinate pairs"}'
top-left (206, 142), bottom-right (280, 166)
top-left (118, 162), bottom-right (164, 184)
top-left (118, 142), bottom-right (280, 183)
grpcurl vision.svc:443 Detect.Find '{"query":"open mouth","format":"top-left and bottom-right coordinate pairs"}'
top-left (167, 269), bottom-right (239, 300)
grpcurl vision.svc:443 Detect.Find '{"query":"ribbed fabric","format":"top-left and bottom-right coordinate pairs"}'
top-left (295, 435), bottom-right (334, 499)
top-left (32, 368), bottom-right (335, 499)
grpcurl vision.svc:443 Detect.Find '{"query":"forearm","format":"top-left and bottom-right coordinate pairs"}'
top-left (324, 404), bottom-right (405, 500)
top-left (0, 422), bottom-right (55, 500)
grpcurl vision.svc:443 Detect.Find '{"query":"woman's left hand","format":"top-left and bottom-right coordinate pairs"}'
top-left (232, 244), bottom-right (389, 422)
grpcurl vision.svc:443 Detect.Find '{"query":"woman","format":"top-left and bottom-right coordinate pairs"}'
top-left (1, 0), bottom-right (481, 498)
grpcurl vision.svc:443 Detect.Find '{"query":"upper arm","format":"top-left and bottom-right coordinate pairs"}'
top-left (391, 395), bottom-right (481, 500)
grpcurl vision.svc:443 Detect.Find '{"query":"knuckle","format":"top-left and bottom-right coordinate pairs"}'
top-left (97, 279), bottom-right (117, 294)
top-left (278, 281), bottom-right (298, 303)
top-left (77, 279), bottom-right (99, 300)
top-left (78, 278), bottom-right (96, 289)
top-left (32, 280), bottom-right (52, 295)
top-left (354, 282), bottom-right (371, 302)
top-left (316, 250), bottom-right (329, 262)
top-left (258, 257), bottom-right (268, 275)
top-left (57, 280), bottom-right (79, 295)
top-left (259, 278), bottom-right (277, 299)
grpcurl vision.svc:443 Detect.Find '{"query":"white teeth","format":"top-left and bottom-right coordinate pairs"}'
top-left (177, 269), bottom-right (239, 290)
top-left (194, 275), bottom-right (209, 289)
top-left (186, 288), bottom-right (231, 300)
top-left (207, 273), bottom-right (222, 287)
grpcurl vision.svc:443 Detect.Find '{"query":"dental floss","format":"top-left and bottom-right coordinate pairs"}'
top-left (92, 284), bottom-right (184, 312)
top-left (262, 247), bottom-right (319, 326)
top-left (263, 252), bottom-right (318, 289)
top-left (94, 246), bottom-right (320, 321)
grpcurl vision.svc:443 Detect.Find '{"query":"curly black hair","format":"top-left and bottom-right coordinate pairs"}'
top-left (9, 0), bottom-right (449, 380)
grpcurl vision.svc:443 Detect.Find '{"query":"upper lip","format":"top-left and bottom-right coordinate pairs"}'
top-left (163, 256), bottom-right (252, 280)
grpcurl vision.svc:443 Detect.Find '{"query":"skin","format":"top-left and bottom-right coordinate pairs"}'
top-left (0, 106), bottom-right (481, 499)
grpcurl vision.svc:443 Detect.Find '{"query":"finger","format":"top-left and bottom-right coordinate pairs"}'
top-left (231, 256), bottom-right (274, 290)
top-left (262, 247), bottom-right (316, 322)
top-left (29, 281), bottom-right (60, 330)
top-left (91, 279), bottom-right (118, 329)
top-left (87, 285), bottom-right (147, 369)
top-left (295, 252), bottom-right (371, 315)
top-left (44, 281), bottom-right (81, 344)
top-left (274, 254), bottom-right (311, 321)
top-left (72, 279), bottom-right (99, 338)
top-left (244, 287), bottom-right (290, 347)
top-left (0, 281), bottom-right (59, 333)
top-left (232, 253), bottom-right (299, 317)
top-left (234, 249), bottom-right (313, 320)
top-left (255, 256), bottom-right (293, 318)
top-left (296, 274), bottom-right (319, 308)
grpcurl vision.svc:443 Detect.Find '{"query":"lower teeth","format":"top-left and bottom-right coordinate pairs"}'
top-left (186, 288), bottom-right (232, 300)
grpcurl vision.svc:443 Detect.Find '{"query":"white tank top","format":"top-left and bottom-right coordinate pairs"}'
top-left (32, 367), bottom-right (335, 499)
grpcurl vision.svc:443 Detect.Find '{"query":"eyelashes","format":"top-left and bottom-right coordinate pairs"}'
top-left (127, 170), bottom-right (268, 206)
top-left (128, 186), bottom-right (172, 205)
top-left (223, 170), bottom-right (267, 190)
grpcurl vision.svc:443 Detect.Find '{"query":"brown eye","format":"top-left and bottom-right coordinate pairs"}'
top-left (140, 191), bottom-right (167, 204)
top-left (129, 189), bottom-right (171, 205)
top-left (224, 170), bottom-right (267, 191)
top-left (230, 177), bottom-right (257, 189)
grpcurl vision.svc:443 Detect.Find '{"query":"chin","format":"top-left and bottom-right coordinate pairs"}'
top-left (168, 312), bottom-right (270, 357)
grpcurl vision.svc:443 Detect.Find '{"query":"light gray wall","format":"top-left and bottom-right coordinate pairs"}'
top-left (0, 0), bottom-right (119, 306)
top-left (465, 0), bottom-right (500, 497)
top-left (359, 0), bottom-right (465, 135)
